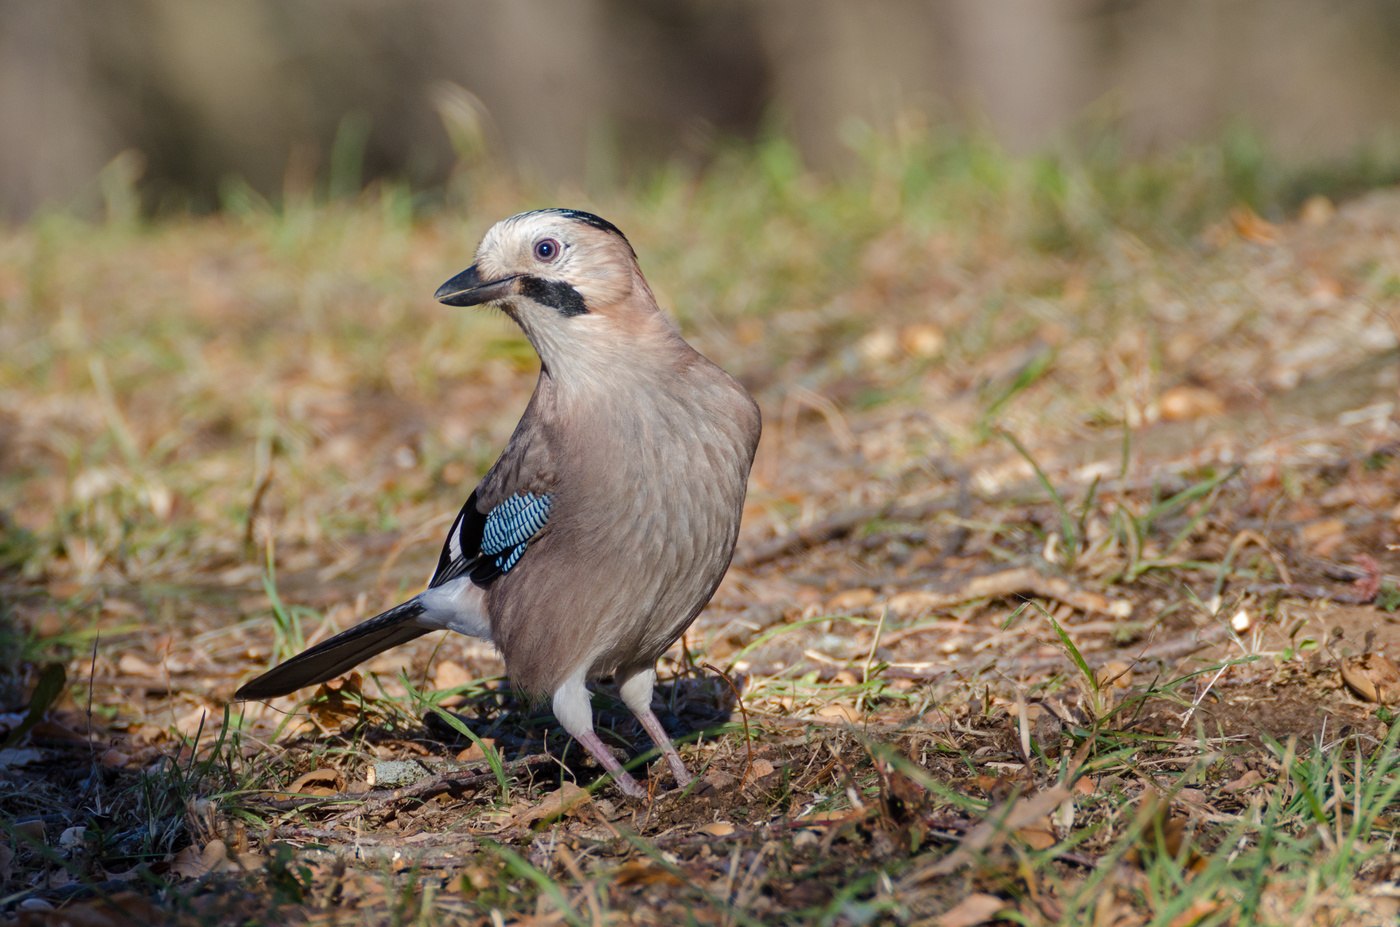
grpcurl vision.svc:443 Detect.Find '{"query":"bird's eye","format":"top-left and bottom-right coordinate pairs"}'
top-left (533, 238), bottom-right (561, 263)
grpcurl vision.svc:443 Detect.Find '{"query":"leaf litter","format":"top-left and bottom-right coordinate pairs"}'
top-left (0, 158), bottom-right (1399, 923)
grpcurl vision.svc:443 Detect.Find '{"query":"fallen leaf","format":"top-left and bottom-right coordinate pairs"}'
top-left (1125, 791), bottom-right (1198, 872)
top-left (1159, 386), bottom-right (1224, 422)
top-left (456, 738), bottom-right (496, 762)
top-left (118, 653), bottom-right (161, 678)
top-left (0, 748), bottom-right (43, 771)
top-left (698, 821), bottom-right (736, 837)
top-left (170, 839), bottom-right (229, 879)
top-left (858, 328), bottom-right (899, 365)
top-left (1220, 769), bottom-right (1264, 794)
top-left (900, 323), bottom-right (945, 358)
top-left (1095, 661), bottom-right (1133, 690)
top-left (912, 784), bottom-right (1072, 879)
top-left (309, 672), bottom-right (368, 730)
top-left (816, 703), bottom-right (859, 723)
top-left (1017, 821), bottom-right (1058, 850)
top-left (1299, 194), bottom-right (1335, 226)
top-left (612, 859), bottom-right (685, 888)
top-left (1300, 518), bottom-right (1347, 557)
top-left (795, 809), bottom-right (866, 829)
top-left (24, 891), bottom-right (164, 927)
top-left (1165, 897), bottom-right (1224, 927)
top-left (433, 660), bottom-right (472, 691)
top-left (1310, 275), bottom-right (1343, 304)
top-left (1230, 205), bottom-right (1280, 244)
top-left (288, 767), bottom-right (344, 795)
top-left (1340, 653), bottom-right (1400, 704)
top-left (11, 823), bottom-right (44, 851)
top-left (935, 892), bottom-right (1005, 927)
top-left (828, 588), bottom-right (878, 611)
top-left (516, 783), bottom-right (591, 826)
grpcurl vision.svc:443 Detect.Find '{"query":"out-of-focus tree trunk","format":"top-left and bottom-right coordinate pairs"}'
top-left (0, 0), bottom-right (117, 217)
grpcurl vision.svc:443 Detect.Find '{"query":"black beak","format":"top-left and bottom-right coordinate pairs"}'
top-left (434, 265), bottom-right (520, 307)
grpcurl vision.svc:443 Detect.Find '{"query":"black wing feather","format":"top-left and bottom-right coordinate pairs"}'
top-left (428, 491), bottom-right (488, 588)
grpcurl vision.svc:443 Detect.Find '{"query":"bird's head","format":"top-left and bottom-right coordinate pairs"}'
top-left (435, 209), bottom-right (675, 376)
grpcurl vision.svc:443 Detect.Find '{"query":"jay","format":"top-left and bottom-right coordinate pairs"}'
top-left (235, 209), bottom-right (762, 797)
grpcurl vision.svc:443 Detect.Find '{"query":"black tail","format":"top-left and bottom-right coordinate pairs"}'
top-left (234, 598), bottom-right (430, 700)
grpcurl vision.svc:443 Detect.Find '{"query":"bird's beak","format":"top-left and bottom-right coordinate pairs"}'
top-left (434, 265), bottom-right (520, 307)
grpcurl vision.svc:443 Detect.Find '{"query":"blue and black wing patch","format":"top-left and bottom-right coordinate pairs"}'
top-left (428, 490), bottom-right (553, 589)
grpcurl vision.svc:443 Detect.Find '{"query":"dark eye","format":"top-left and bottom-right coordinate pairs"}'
top-left (533, 238), bottom-right (561, 262)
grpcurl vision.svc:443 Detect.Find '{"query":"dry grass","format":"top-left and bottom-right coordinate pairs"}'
top-left (2, 131), bottom-right (1400, 925)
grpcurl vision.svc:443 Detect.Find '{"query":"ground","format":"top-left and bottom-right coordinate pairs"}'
top-left (1, 136), bottom-right (1399, 925)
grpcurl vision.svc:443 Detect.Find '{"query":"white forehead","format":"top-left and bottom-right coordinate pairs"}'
top-left (479, 212), bottom-right (555, 252)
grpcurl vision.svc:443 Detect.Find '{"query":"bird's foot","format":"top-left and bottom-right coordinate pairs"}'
top-left (575, 729), bottom-right (647, 799)
top-left (664, 753), bottom-right (693, 789)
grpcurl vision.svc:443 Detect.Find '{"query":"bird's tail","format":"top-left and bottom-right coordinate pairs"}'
top-left (234, 598), bottom-right (430, 700)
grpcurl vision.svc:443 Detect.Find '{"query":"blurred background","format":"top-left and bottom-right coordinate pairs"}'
top-left (4, 0), bottom-right (1400, 218)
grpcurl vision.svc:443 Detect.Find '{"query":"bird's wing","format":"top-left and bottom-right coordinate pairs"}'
top-left (428, 407), bottom-right (558, 589)
top-left (427, 489), bottom-right (553, 588)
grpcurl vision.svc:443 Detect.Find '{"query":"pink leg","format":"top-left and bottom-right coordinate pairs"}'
top-left (620, 668), bottom-right (693, 787)
top-left (572, 730), bottom-right (645, 798)
top-left (553, 673), bottom-right (645, 798)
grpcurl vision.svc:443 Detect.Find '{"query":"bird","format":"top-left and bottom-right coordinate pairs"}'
top-left (235, 208), bottom-right (762, 798)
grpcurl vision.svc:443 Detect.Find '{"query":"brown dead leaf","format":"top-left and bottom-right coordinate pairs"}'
top-left (23, 891), bottom-right (167, 927)
top-left (433, 660), bottom-right (472, 691)
top-left (308, 672), bottom-right (367, 730)
top-left (117, 653), bottom-right (160, 678)
top-left (698, 821), bottom-right (736, 837)
top-left (828, 588), bottom-right (878, 611)
top-left (1230, 205), bottom-right (1280, 244)
top-left (1017, 821), bottom-right (1058, 851)
top-left (935, 892), bottom-right (1005, 927)
top-left (1310, 275), bottom-right (1343, 304)
top-left (1095, 661), bottom-right (1134, 690)
top-left (900, 323), bottom-right (945, 358)
top-left (1340, 653), bottom-right (1400, 704)
top-left (857, 328), bottom-right (899, 365)
top-left (1165, 897), bottom-right (1224, 927)
top-left (911, 784), bottom-right (1072, 880)
top-left (1220, 768), bottom-right (1264, 794)
top-left (612, 859), bottom-right (685, 888)
top-left (816, 703), bottom-right (859, 723)
top-left (1159, 386), bottom-right (1224, 422)
top-left (288, 767), bottom-right (344, 796)
top-left (795, 809), bottom-right (866, 830)
top-left (1299, 194), bottom-right (1335, 226)
top-left (169, 839), bottom-right (229, 879)
top-left (1300, 518), bottom-right (1347, 557)
top-left (515, 783), bottom-right (591, 827)
top-left (1124, 791), bottom-right (1199, 872)
top-left (456, 737), bottom-right (496, 762)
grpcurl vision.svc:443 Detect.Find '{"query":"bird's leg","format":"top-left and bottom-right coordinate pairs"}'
top-left (552, 675), bottom-right (645, 798)
top-left (619, 667), bottom-right (693, 787)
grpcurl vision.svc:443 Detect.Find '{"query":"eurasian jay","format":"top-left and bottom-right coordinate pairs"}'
top-left (235, 209), bottom-right (762, 798)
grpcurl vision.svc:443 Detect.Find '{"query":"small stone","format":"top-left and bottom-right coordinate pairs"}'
top-left (373, 759), bottom-right (429, 789)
